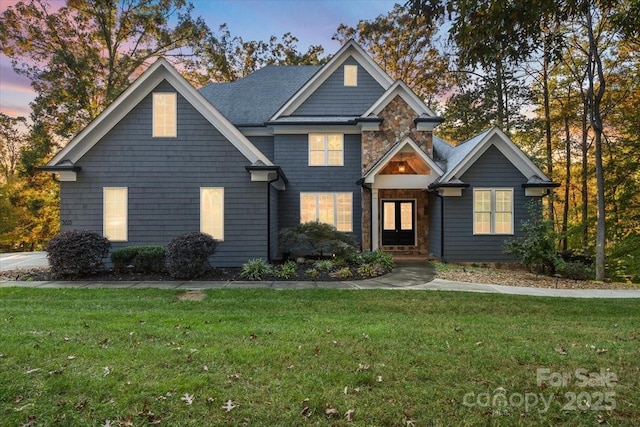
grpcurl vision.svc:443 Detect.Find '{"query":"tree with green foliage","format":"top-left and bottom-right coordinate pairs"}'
top-left (0, 113), bottom-right (27, 183)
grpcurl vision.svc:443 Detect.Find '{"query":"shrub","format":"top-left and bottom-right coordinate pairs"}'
top-left (280, 222), bottom-right (358, 259)
top-left (561, 261), bottom-right (594, 281)
top-left (362, 250), bottom-right (394, 271)
top-left (503, 202), bottom-right (561, 274)
top-left (166, 232), bottom-right (217, 279)
top-left (305, 267), bottom-right (319, 280)
top-left (111, 246), bottom-right (166, 273)
top-left (357, 263), bottom-right (379, 278)
top-left (314, 259), bottom-right (333, 272)
top-left (241, 258), bottom-right (273, 280)
top-left (46, 230), bottom-right (111, 277)
top-left (275, 260), bottom-right (298, 279)
top-left (330, 267), bottom-right (353, 279)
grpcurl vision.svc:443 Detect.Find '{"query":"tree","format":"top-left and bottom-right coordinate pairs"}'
top-left (0, 0), bottom-right (208, 138)
top-left (333, 3), bottom-right (454, 105)
top-left (186, 25), bottom-right (327, 84)
top-left (0, 114), bottom-right (27, 182)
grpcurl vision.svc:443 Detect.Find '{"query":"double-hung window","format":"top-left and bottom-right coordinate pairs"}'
top-left (473, 188), bottom-right (513, 235)
top-left (152, 92), bottom-right (177, 137)
top-left (104, 187), bottom-right (128, 241)
top-left (300, 192), bottom-right (352, 232)
top-left (309, 134), bottom-right (343, 166)
top-left (200, 188), bottom-right (224, 240)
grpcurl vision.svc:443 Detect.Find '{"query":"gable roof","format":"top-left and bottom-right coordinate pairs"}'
top-left (270, 40), bottom-right (394, 120)
top-left (46, 58), bottom-right (274, 168)
top-left (362, 137), bottom-right (444, 184)
top-left (199, 65), bottom-right (320, 126)
top-left (436, 127), bottom-right (552, 184)
top-left (362, 80), bottom-right (437, 118)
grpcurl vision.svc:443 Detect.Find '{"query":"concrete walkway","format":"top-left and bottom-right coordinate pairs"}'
top-left (1, 260), bottom-right (639, 298)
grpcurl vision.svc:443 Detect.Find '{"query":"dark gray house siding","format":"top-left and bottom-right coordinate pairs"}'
top-left (439, 145), bottom-right (541, 262)
top-left (428, 192), bottom-right (442, 258)
top-left (247, 135), bottom-right (274, 161)
top-left (292, 57), bottom-right (385, 116)
top-left (60, 80), bottom-right (270, 267)
top-left (274, 133), bottom-right (362, 248)
top-left (269, 185), bottom-right (279, 260)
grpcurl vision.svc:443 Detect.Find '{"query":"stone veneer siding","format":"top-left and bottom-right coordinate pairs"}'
top-left (361, 95), bottom-right (433, 253)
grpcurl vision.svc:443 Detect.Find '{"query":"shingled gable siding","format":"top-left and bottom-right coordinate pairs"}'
top-left (274, 133), bottom-right (362, 245)
top-left (442, 144), bottom-right (537, 262)
top-left (59, 80), bottom-right (269, 267)
top-left (292, 57), bottom-right (386, 116)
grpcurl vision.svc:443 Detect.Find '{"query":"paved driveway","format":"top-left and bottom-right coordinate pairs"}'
top-left (0, 252), bottom-right (48, 271)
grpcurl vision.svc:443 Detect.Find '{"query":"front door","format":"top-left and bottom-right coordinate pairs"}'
top-left (381, 200), bottom-right (415, 245)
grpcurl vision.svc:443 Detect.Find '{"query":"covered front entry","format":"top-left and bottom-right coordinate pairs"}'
top-left (381, 200), bottom-right (415, 245)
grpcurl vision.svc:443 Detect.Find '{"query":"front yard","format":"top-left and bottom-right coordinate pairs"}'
top-left (1, 288), bottom-right (638, 426)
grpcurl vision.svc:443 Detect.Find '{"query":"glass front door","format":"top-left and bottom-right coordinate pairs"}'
top-left (381, 200), bottom-right (415, 245)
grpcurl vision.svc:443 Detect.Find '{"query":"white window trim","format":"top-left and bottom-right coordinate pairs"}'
top-left (152, 92), bottom-right (177, 138)
top-left (200, 187), bottom-right (224, 241)
top-left (344, 64), bottom-right (358, 86)
top-left (308, 133), bottom-right (344, 166)
top-left (300, 192), bottom-right (353, 232)
top-left (473, 188), bottom-right (514, 235)
top-left (103, 187), bottom-right (128, 242)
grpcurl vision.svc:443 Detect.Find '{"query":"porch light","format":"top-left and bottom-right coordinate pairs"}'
top-left (398, 162), bottom-right (406, 173)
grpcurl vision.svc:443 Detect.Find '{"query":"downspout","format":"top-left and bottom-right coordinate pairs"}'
top-left (266, 170), bottom-right (281, 263)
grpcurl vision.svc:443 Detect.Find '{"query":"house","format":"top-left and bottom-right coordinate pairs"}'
top-left (41, 41), bottom-right (558, 266)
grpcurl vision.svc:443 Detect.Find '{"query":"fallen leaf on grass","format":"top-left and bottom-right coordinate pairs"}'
top-left (345, 409), bottom-right (355, 421)
top-left (67, 355), bottom-right (76, 360)
top-left (596, 348), bottom-right (608, 354)
top-left (301, 406), bottom-right (312, 418)
top-left (475, 341), bottom-right (483, 346)
top-left (25, 368), bottom-right (41, 375)
top-left (181, 394), bottom-right (194, 405)
top-left (356, 363), bottom-right (370, 372)
top-left (325, 406), bottom-right (339, 417)
top-left (555, 347), bottom-right (568, 355)
top-left (222, 400), bottom-right (237, 412)
top-left (377, 376), bottom-right (383, 382)
top-left (103, 367), bottom-right (111, 377)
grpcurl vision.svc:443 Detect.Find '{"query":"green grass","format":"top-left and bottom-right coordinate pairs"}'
top-left (1, 288), bottom-right (638, 426)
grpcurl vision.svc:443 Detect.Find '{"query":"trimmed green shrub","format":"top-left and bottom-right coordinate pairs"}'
top-left (331, 267), bottom-right (353, 279)
top-left (357, 263), bottom-right (379, 278)
top-left (280, 222), bottom-right (359, 259)
top-left (46, 230), bottom-right (110, 277)
top-left (561, 261), bottom-right (595, 281)
top-left (362, 250), bottom-right (395, 271)
top-left (305, 267), bottom-right (319, 280)
top-left (166, 232), bottom-right (217, 279)
top-left (314, 259), bottom-right (333, 272)
top-left (275, 260), bottom-right (298, 279)
top-left (241, 258), bottom-right (273, 280)
top-left (111, 246), bottom-right (166, 273)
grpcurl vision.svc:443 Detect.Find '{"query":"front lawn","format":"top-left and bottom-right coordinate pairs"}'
top-left (1, 288), bottom-right (638, 426)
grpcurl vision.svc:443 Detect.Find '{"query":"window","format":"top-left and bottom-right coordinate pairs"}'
top-left (104, 187), bottom-right (127, 241)
top-left (300, 193), bottom-right (352, 232)
top-left (344, 65), bottom-right (358, 86)
top-left (473, 188), bottom-right (513, 235)
top-left (200, 188), bottom-right (224, 240)
top-left (153, 92), bottom-right (177, 137)
top-left (309, 134), bottom-right (343, 166)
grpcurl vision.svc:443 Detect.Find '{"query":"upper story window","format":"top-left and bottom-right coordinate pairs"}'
top-left (152, 92), bottom-right (177, 137)
top-left (344, 65), bottom-right (358, 86)
top-left (473, 188), bottom-right (513, 235)
top-left (309, 134), bottom-right (343, 166)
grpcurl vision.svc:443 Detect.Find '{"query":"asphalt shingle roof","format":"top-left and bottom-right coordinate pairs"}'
top-left (198, 65), bottom-right (321, 125)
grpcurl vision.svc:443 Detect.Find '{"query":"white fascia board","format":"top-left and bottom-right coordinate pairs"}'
top-left (47, 58), bottom-right (273, 167)
top-left (437, 187), bottom-right (464, 197)
top-left (362, 80), bottom-right (436, 118)
top-left (372, 174), bottom-right (438, 189)
top-left (270, 124), bottom-right (362, 135)
top-left (441, 127), bottom-right (549, 183)
top-left (270, 40), bottom-right (394, 120)
top-left (56, 171), bottom-right (78, 181)
top-left (364, 137), bottom-right (444, 183)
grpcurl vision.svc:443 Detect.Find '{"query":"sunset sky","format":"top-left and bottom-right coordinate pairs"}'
top-left (0, 0), bottom-right (398, 119)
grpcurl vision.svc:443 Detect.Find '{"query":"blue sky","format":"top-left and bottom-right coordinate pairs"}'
top-left (0, 0), bottom-right (399, 118)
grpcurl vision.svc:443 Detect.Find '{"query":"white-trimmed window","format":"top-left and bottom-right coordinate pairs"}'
top-left (473, 188), bottom-right (513, 235)
top-left (309, 134), bottom-right (343, 166)
top-left (300, 192), bottom-right (352, 232)
top-left (104, 187), bottom-right (128, 241)
top-left (344, 65), bottom-right (358, 86)
top-left (200, 188), bottom-right (224, 240)
top-left (152, 92), bottom-right (177, 137)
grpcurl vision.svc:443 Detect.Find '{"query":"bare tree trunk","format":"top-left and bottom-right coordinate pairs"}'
top-left (495, 56), bottom-right (505, 129)
top-left (562, 114), bottom-right (571, 251)
top-left (542, 36), bottom-right (555, 226)
top-left (580, 101), bottom-right (589, 249)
